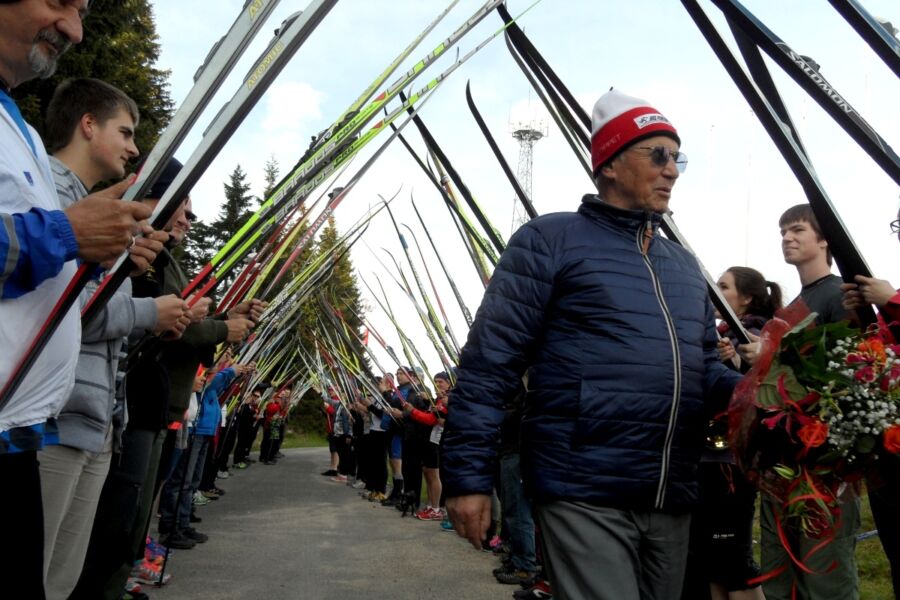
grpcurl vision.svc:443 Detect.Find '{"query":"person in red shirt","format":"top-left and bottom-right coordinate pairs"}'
top-left (406, 372), bottom-right (450, 521)
top-left (259, 385), bottom-right (290, 465)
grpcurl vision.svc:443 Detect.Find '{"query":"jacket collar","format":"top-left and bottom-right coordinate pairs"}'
top-left (578, 194), bottom-right (663, 236)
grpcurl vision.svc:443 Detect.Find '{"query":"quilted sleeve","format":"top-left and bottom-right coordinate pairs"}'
top-left (441, 222), bottom-right (556, 497)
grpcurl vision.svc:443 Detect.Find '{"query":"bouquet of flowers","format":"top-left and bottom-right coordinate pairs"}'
top-left (729, 302), bottom-right (900, 542)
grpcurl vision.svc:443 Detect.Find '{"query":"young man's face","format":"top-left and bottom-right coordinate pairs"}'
top-left (170, 197), bottom-right (193, 244)
top-left (89, 108), bottom-right (138, 180)
top-left (250, 392), bottom-right (261, 406)
top-left (0, 0), bottom-right (87, 85)
top-left (435, 378), bottom-right (450, 395)
top-left (602, 135), bottom-right (680, 214)
top-left (780, 220), bottom-right (827, 266)
top-left (396, 370), bottom-right (409, 385)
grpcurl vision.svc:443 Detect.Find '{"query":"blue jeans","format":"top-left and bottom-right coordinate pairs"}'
top-left (159, 434), bottom-right (209, 531)
top-left (500, 453), bottom-right (536, 572)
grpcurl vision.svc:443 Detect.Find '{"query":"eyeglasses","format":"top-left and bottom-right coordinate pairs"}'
top-left (631, 146), bottom-right (688, 173)
top-left (185, 210), bottom-right (198, 223)
top-left (891, 219), bottom-right (900, 234)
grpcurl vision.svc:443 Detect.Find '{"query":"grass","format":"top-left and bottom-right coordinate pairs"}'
top-left (751, 494), bottom-right (892, 599)
top-left (249, 428), bottom-right (328, 453)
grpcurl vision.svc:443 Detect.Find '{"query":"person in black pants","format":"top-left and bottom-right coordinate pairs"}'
top-left (233, 389), bottom-right (262, 467)
top-left (395, 367), bottom-right (430, 512)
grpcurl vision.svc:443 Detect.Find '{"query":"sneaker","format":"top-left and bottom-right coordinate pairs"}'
top-left (192, 491), bottom-right (210, 506)
top-left (182, 527), bottom-right (208, 543)
top-left (321, 469), bottom-right (338, 476)
top-left (189, 511), bottom-right (202, 523)
top-left (121, 591), bottom-right (150, 600)
top-left (414, 507), bottom-right (433, 521)
top-left (211, 486), bottom-right (226, 496)
top-left (351, 480), bottom-right (366, 489)
top-left (513, 580), bottom-right (552, 599)
top-left (275, 451), bottom-right (285, 458)
top-left (125, 578), bottom-right (142, 594)
top-left (494, 566), bottom-right (538, 586)
top-left (159, 531), bottom-right (196, 551)
top-left (217, 470), bottom-right (230, 480)
top-left (200, 490), bottom-right (220, 500)
top-left (380, 496), bottom-right (400, 507)
top-left (368, 491), bottom-right (387, 502)
top-left (235, 461), bottom-right (249, 469)
top-left (246, 457), bottom-right (257, 464)
top-left (331, 474), bottom-right (348, 483)
top-left (440, 518), bottom-right (454, 531)
top-left (130, 560), bottom-right (175, 584)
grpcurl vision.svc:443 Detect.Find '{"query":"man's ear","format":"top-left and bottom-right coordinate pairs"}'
top-left (79, 113), bottom-right (96, 140)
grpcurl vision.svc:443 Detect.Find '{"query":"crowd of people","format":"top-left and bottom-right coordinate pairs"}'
top-left (2, 3), bottom-right (900, 600)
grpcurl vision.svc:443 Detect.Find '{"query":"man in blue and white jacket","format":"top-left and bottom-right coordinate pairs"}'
top-left (0, 1), bottom-right (159, 593)
top-left (442, 90), bottom-right (742, 600)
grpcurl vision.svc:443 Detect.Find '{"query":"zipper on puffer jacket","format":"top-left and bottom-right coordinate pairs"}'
top-left (636, 215), bottom-right (682, 509)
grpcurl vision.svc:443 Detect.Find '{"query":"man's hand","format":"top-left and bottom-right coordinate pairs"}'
top-left (187, 296), bottom-right (213, 323)
top-left (228, 298), bottom-right (268, 323)
top-left (446, 494), bottom-right (492, 550)
top-left (65, 176), bottom-right (153, 263)
top-left (128, 226), bottom-right (168, 276)
top-left (225, 317), bottom-right (254, 342)
top-left (737, 332), bottom-right (761, 367)
top-left (842, 275), bottom-right (896, 310)
top-left (153, 294), bottom-right (189, 336)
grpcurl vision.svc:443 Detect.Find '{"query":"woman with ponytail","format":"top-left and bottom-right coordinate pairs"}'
top-left (684, 267), bottom-right (782, 600)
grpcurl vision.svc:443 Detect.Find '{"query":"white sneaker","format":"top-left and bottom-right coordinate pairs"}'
top-left (351, 480), bottom-right (366, 489)
top-left (192, 491), bottom-right (210, 506)
top-left (217, 470), bottom-right (230, 479)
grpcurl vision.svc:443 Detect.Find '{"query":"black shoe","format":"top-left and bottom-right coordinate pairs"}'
top-left (182, 527), bottom-right (208, 544)
top-left (275, 451), bottom-right (285, 458)
top-left (380, 496), bottom-right (400, 507)
top-left (321, 469), bottom-right (338, 476)
top-left (494, 565), bottom-right (537, 586)
top-left (211, 486), bottom-right (226, 496)
top-left (246, 457), bottom-right (257, 464)
top-left (160, 531), bottom-right (196, 550)
top-left (189, 511), bottom-right (202, 523)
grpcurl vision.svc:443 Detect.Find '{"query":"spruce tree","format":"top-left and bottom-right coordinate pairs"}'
top-left (263, 156), bottom-right (280, 199)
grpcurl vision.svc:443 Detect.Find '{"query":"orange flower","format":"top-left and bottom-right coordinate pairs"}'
top-left (857, 337), bottom-right (887, 364)
top-left (884, 425), bottom-right (900, 455)
top-left (797, 419), bottom-right (829, 449)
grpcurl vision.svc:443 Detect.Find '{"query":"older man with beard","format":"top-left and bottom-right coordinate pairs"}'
top-left (0, 1), bottom-right (159, 594)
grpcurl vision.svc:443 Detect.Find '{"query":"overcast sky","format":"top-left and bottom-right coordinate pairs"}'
top-left (151, 0), bottom-right (900, 379)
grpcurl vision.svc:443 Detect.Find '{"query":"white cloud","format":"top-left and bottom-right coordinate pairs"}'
top-left (261, 81), bottom-right (325, 133)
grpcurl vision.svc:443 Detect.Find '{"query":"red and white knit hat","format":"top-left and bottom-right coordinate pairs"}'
top-left (590, 89), bottom-right (680, 174)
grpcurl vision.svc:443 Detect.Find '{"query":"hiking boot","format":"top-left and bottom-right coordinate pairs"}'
top-left (159, 530), bottom-right (196, 550)
top-left (494, 565), bottom-right (538, 586)
top-left (182, 527), bottom-right (208, 543)
top-left (321, 469), bottom-right (338, 476)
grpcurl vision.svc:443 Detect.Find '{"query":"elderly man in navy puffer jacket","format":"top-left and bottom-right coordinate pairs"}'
top-left (442, 90), bottom-right (742, 600)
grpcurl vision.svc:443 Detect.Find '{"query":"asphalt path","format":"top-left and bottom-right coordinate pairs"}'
top-left (144, 447), bottom-right (506, 600)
